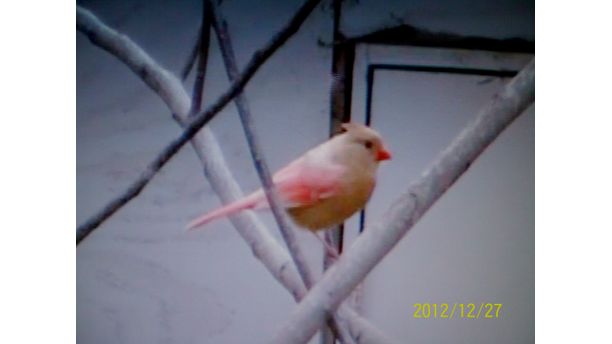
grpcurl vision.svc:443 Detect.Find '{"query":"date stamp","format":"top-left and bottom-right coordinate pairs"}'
top-left (413, 303), bottom-right (502, 319)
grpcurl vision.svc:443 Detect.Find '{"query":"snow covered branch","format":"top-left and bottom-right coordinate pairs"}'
top-left (270, 59), bottom-right (535, 344)
top-left (76, 0), bottom-right (322, 243)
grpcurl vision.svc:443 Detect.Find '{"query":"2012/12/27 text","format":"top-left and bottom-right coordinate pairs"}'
top-left (413, 303), bottom-right (502, 319)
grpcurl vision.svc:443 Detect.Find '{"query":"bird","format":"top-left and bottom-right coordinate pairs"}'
top-left (186, 122), bottom-right (391, 235)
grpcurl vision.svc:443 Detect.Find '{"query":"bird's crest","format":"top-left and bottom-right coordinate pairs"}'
top-left (340, 122), bottom-right (381, 140)
top-left (340, 122), bottom-right (374, 134)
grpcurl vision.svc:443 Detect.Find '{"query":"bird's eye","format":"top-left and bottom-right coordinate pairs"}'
top-left (364, 140), bottom-right (373, 149)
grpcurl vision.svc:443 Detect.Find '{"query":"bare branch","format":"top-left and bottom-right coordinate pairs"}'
top-left (270, 59), bottom-right (535, 344)
top-left (209, 5), bottom-right (354, 343)
top-left (181, 32), bottom-right (201, 81)
top-left (76, 0), bottom-right (322, 243)
top-left (189, 0), bottom-right (213, 116)
top-left (210, 1), bottom-right (316, 291)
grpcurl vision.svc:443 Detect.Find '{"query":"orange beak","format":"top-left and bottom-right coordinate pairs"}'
top-left (376, 147), bottom-right (392, 161)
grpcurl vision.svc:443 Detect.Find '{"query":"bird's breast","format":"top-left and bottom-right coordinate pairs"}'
top-left (287, 173), bottom-right (376, 231)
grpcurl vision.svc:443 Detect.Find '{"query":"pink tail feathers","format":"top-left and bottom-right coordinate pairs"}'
top-left (186, 191), bottom-right (267, 230)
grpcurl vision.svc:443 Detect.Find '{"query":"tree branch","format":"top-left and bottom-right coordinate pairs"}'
top-left (209, 5), bottom-right (355, 343)
top-left (270, 59), bottom-right (535, 344)
top-left (189, 0), bottom-right (213, 116)
top-left (180, 31), bottom-right (201, 81)
top-left (210, 0), bottom-right (315, 292)
top-left (76, 0), bottom-right (322, 243)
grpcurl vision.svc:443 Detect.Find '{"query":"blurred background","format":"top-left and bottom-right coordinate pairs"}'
top-left (77, 0), bottom-right (534, 342)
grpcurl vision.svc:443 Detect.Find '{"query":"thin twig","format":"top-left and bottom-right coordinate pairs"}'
top-left (189, 0), bottom-right (213, 116)
top-left (180, 31), bottom-right (201, 81)
top-left (76, 0), bottom-right (322, 244)
top-left (209, 5), bottom-right (354, 343)
top-left (270, 59), bottom-right (535, 344)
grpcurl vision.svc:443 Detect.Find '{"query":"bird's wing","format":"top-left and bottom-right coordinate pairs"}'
top-left (272, 156), bottom-right (346, 208)
top-left (187, 151), bottom-right (346, 230)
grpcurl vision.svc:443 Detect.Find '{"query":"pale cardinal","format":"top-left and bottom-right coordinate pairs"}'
top-left (187, 123), bottom-right (391, 232)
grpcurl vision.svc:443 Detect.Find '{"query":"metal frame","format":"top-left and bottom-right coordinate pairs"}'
top-left (359, 64), bottom-right (522, 233)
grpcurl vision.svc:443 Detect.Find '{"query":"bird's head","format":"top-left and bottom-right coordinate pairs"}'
top-left (340, 122), bottom-right (392, 163)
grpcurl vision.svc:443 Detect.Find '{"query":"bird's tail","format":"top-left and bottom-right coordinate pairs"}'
top-left (186, 190), bottom-right (267, 230)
